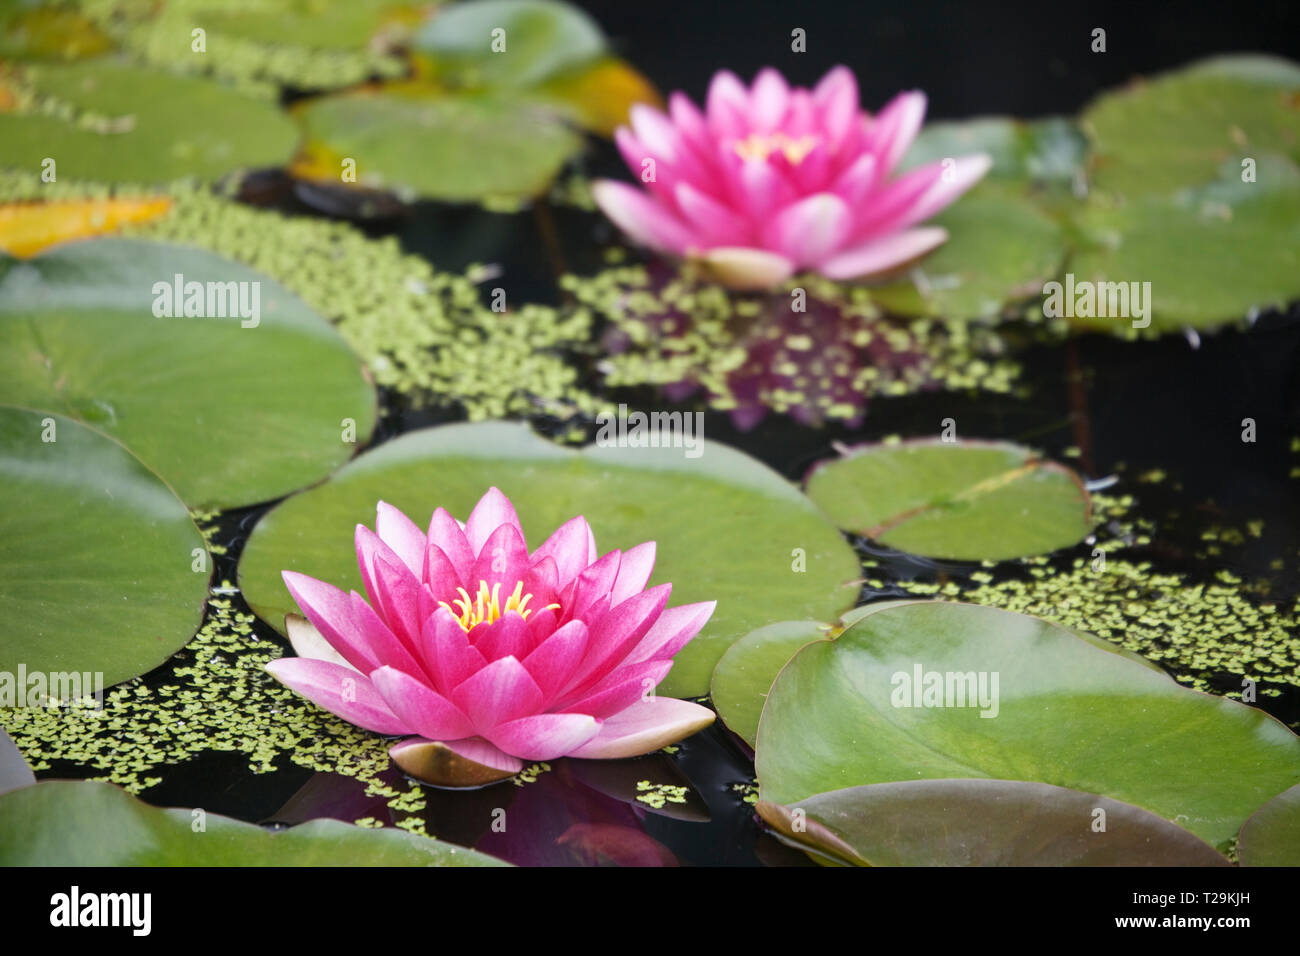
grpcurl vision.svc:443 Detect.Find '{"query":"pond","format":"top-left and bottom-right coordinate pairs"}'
top-left (1, 0), bottom-right (1299, 870)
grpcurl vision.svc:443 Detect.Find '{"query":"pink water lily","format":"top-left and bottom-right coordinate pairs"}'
top-left (266, 489), bottom-right (716, 785)
top-left (592, 65), bottom-right (991, 290)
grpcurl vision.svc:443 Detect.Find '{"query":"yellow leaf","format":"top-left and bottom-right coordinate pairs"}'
top-left (0, 197), bottom-right (173, 258)
top-left (535, 57), bottom-right (662, 136)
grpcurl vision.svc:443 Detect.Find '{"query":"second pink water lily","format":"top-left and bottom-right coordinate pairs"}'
top-left (593, 65), bottom-right (992, 289)
top-left (267, 489), bottom-right (716, 783)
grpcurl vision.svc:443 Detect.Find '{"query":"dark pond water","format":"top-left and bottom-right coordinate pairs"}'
top-left (30, 0), bottom-right (1300, 865)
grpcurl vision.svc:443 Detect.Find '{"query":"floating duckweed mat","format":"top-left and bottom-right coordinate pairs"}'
top-left (0, 172), bottom-right (609, 425)
top-left (562, 256), bottom-right (1054, 427)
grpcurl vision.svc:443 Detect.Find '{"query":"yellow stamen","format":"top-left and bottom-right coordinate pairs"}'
top-left (732, 132), bottom-right (820, 165)
top-left (439, 580), bottom-right (560, 633)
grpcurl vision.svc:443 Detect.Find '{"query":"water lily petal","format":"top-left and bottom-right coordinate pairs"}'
top-left (423, 543), bottom-right (464, 603)
top-left (674, 181), bottom-right (753, 245)
top-left (465, 486), bottom-right (523, 556)
top-left (419, 606), bottom-right (486, 694)
top-left (375, 501), bottom-right (425, 578)
top-left (694, 246), bottom-right (795, 290)
top-left (568, 697), bottom-right (716, 759)
top-left (389, 736), bottom-right (521, 787)
top-left (831, 151), bottom-right (878, 208)
top-left (562, 584), bottom-right (672, 696)
top-left (426, 507), bottom-right (474, 581)
top-left (470, 522), bottom-right (531, 594)
top-left (890, 153), bottom-right (993, 231)
top-left (471, 612), bottom-right (532, 663)
top-left (561, 659), bottom-right (674, 719)
top-left (610, 541), bottom-right (656, 607)
top-left (265, 657), bottom-right (410, 736)
top-left (820, 226), bottom-right (949, 280)
top-left (282, 571), bottom-right (380, 673)
top-left (668, 91), bottom-right (713, 157)
top-left (591, 180), bottom-right (696, 256)
top-left (705, 69), bottom-right (750, 140)
top-left (284, 613), bottom-right (358, 672)
top-left (531, 514), bottom-right (598, 589)
top-left (486, 713), bottom-right (601, 761)
top-left (624, 599), bottom-right (717, 665)
top-left (564, 549), bottom-right (622, 619)
top-left (763, 192), bottom-right (853, 267)
top-left (348, 589), bottom-right (430, 681)
top-left (451, 655), bottom-right (545, 730)
top-left (749, 67), bottom-right (791, 133)
top-left (866, 89), bottom-right (927, 175)
top-left (371, 666), bottom-right (475, 740)
top-left (521, 619), bottom-right (589, 700)
top-left (812, 65), bottom-right (860, 150)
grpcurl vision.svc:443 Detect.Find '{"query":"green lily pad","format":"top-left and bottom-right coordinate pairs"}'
top-left (757, 779), bottom-right (1229, 866)
top-left (804, 439), bottom-right (1092, 561)
top-left (238, 421), bottom-right (860, 698)
top-left (755, 601), bottom-right (1300, 848)
top-left (869, 183), bottom-right (1068, 320)
top-left (0, 238), bottom-right (377, 508)
top-left (1082, 54), bottom-right (1300, 198)
top-left (711, 601), bottom-right (919, 748)
top-left (711, 621), bottom-right (828, 748)
top-left (712, 600), bottom-right (1163, 749)
top-left (0, 780), bottom-right (508, 865)
top-left (1068, 155), bottom-right (1300, 332)
top-left (196, 0), bottom-right (413, 49)
top-left (411, 0), bottom-right (607, 89)
top-left (292, 87), bottom-right (582, 202)
top-left (0, 59), bottom-right (299, 182)
top-left (901, 116), bottom-right (1088, 188)
top-left (1238, 783), bottom-right (1300, 866)
top-left (0, 406), bottom-right (208, 695)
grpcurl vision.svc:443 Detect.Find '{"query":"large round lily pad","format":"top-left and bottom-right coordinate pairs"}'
top-left (1082, 54), bottom-right (1300, 198)
top-left (711, 620), bottom-right (828, 749)
top-left (755, 601), bottom-right (1300, 848)
top-left (411, 0), bottom-right (607, 89)
top-left (0, 780), bottom-right (507, 866)
top-left (0, 238), bottom-right (377, 509)
top-left (238, 421), bottom-right (861, 698)
top-left (712, 600), bottom-right (1163, 750)
top-left (804, 439), bottom-right (1092, 561)
top-left (1068, 156), bottom-right (1300, 332)
top-left (0, 406), bottom-right (208, 695)
top-left (1237, 783), bottom-right (1300, 866)
top-left (0, 60), bottom-right (298, 182)
top-left (292, 87), bottom-right (582, 202)
top-left (757, 779), bottom-right (1229, 866)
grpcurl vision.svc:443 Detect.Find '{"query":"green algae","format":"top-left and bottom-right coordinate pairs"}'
top-left (635, 780), bottom-right (689, 809)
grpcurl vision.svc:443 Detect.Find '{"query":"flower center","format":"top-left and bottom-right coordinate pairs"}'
top-left (439, 580), bottom-right (557, 633)
top-left (732, 132), bottom-right (820, 165)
